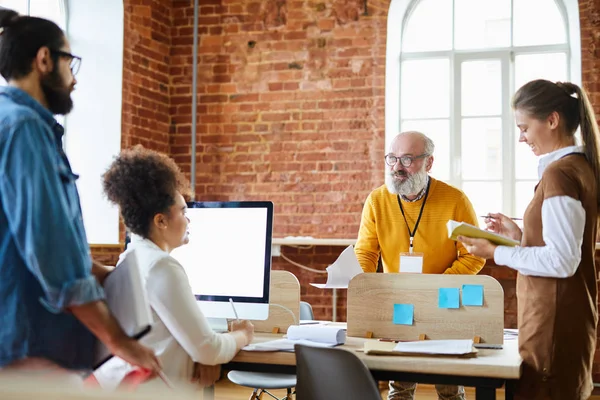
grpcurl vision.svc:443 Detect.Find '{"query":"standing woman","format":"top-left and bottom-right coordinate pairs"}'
top-left (459, 79), bottom-right (600, 400)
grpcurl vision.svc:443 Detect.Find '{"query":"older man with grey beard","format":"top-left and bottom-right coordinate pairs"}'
top-left (354, 131), bottom-right (485, 400)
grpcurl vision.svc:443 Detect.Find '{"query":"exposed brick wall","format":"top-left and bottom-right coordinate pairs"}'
top-left (169, 0), bottom-right (386, 238)
top-left (121, 0), bottom-right (172, 153)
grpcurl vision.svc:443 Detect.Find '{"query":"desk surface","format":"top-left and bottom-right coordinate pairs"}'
top-left (231, 334), bottom-right (522, 380)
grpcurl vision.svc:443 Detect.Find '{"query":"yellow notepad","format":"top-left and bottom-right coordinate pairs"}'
top-left (447, 220), bottom-right (520, 247)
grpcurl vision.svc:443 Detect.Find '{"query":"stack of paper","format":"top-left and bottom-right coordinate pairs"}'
top-left (310, 245), bottom-right (363, 289)
top-left (364, 339), bottom-right (478, 357)
top-left (243, 325), bottom-right (346, 352)
top-left (447, 220), bottom-right (520, 247)
top-left (504, 329), bottom-right (518, 341)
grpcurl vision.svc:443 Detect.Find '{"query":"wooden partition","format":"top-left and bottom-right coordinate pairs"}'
top-left (252, 270), bottom-right (300, 334)
top-left (347, 274), bottom-right (504, 345)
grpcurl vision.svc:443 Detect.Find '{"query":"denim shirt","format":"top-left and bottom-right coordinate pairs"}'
top-left (0, 86), bottom-right (105, 370)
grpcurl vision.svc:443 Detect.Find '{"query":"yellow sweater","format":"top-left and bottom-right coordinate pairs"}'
top-left (355, 178), bottom-right (485, 275)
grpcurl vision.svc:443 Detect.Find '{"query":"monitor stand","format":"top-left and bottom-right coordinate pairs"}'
top-left (207, 317), bottom-right (228, 333)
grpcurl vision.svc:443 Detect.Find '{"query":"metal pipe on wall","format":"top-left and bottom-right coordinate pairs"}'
top-left (190, 0), bottom-right (199, 200)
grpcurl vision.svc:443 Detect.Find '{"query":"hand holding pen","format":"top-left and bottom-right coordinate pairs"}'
top-left (480, 212), bottom-right (523, 243)
top-left (229, 298), bottom-right (255, 343)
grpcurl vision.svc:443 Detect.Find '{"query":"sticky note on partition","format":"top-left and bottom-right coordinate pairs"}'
top-left (462, 284), bottom-right (484, 306)
top-left (393, 304), bottom-right (414, 325)
top-left (438, 288), bottom-right (460, 308)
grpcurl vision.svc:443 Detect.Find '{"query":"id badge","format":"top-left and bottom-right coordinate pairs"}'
top-left (399, 252), bottom-right (424, 273)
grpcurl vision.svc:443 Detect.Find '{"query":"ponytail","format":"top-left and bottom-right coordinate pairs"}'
top-left (573, 85), bottom-right (600, 208)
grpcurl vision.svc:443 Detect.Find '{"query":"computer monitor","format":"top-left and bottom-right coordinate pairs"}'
top-left (170, 201), bottom-right (273, 324)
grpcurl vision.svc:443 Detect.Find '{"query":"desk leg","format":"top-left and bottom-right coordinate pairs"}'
top-left (475, 387), bottom-right (495, 400)
top-left (504, 380), bottom-right (516, 400)
top-left (332, 288), bottom-right (337, 322)
top-left (203, 384), bottom-right (215, 400)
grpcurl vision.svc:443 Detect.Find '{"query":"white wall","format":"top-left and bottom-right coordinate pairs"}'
top-left (65, 0), bottom-right (123, 244)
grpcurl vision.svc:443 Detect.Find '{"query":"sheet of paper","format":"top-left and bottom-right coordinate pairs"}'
top-left (503, 328), bottom-right (518, 341)
top-left (242, 339), bottom-right (339, 352)
top-left (399, 253), bottom-right (423, 273)
top-left (462, 284), bottom-right (484, 306)
top-left (310, 245), bottom-right (363, 289)
top-left (438, 288), bottom-right (460, 309)
top-left (393, 304), bottom-right (414, 325)
top-left (393, 339), bottom-right (474, 355)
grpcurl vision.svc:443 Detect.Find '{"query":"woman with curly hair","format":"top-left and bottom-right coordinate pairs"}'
top-left (93, 146), bottom-right (254, 390)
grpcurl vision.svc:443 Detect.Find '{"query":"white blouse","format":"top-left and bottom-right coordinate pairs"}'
top-left (494, 145), bottom-right (587, 278)
top-left (94, 235), bottom-right (237, 389)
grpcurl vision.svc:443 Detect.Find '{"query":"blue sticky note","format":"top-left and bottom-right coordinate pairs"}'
top-left (462, 284), bottom-right (484, 306)
top-left (393, 304), bottom-right (414, 325)
top-left (438, 288), bottom-right (460, 309)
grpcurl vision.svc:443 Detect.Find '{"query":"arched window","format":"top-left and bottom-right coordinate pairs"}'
top-left (386, 0), bottom-right (580, 219)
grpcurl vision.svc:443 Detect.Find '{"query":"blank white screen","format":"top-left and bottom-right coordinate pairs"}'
top-left (170, 207), bottom-right (268, 298)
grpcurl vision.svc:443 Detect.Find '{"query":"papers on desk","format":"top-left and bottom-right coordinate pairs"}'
top-left (243, 325), bottom-right (346, 352)
top-left (504, 329), bottom-right (518, 340)
top-left (310, 245), bottom-right (363, 289)
top-left (364, 339), bottom-right (478, 358)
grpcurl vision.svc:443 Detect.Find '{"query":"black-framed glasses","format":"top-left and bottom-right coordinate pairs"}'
top-left (50, 49), bottom-right (82, 76)
top-left (385, 153), bottom-right (429, 167)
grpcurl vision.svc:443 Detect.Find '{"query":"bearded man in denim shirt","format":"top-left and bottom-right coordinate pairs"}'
top-left (0, 9), bottom-right (160, 377)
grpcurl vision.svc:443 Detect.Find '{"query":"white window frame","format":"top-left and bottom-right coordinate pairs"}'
top-left (386, 0), bottom-right (581, 217)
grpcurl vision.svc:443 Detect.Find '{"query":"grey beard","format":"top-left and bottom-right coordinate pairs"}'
top-left (386, 168), bottom-right (428, 197)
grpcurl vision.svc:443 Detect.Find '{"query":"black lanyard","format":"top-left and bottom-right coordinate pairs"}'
top-left (396, 179), bottom-right (431, 253)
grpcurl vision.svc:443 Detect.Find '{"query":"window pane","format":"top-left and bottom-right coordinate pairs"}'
top-left (401, 59), bottom-right (449, 119)
top-left (515, 181), bottom-right (538, 218)
top-left (461, 60), bottom-right (502, 116)
top-left (515, 53), bottom-right (567, 90)
top-left (461, 118), bottom-right (502, 179)
top-left (402, 0), bottom-right (451, 52)
top-left (462, 181), bottom-right (503, 220)
top-left (514, 0), bottom-right (566, 46)
top-left (0, 0), bottom-right (27, 14)
top-left (401, 119), bottom-right (450, 181)
top-left (455, 0), bottom-right (510, 50)
top-left (30, 0), bottom-right (64, 28)
top-left (515, 139), bottom-right (539, 180)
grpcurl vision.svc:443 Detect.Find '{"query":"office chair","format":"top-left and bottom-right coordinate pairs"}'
top-left (227, 301), bottom-right (314, 400)
top-left (294, 344), bottom-right (381, 400)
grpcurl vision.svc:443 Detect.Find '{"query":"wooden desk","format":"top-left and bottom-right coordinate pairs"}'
top-left (225, 334), bottom-right (522, 400)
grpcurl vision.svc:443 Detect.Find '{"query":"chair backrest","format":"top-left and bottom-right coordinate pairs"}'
top-left (299, 301), bottom-right (314, 320)
top-left (294, 344), bottom-right (381, 400)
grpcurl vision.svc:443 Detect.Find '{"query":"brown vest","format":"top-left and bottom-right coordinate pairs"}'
top-left (516, 154), bottom-right (598, 400)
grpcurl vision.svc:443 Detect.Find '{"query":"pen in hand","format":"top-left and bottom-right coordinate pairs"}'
top-left (229, 298), bottom-right (240, 322)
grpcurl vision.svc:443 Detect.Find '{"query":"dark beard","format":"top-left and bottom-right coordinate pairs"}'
top-left (40, 68), bottom-right (73, 115)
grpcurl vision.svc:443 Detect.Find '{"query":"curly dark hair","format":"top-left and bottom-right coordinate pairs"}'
top-left (103, 145), bottom-right (191, 238)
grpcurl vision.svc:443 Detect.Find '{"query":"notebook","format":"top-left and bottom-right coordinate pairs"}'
top-left (93, 251), bottom-right (153, 369)
top-left (447, 220), bottom-right (520, 247)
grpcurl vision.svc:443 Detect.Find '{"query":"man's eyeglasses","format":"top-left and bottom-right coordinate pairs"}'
top-left (385, 153), bottom-right (430, 167)
top-left (50, 49), bottom-right (82, 76)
